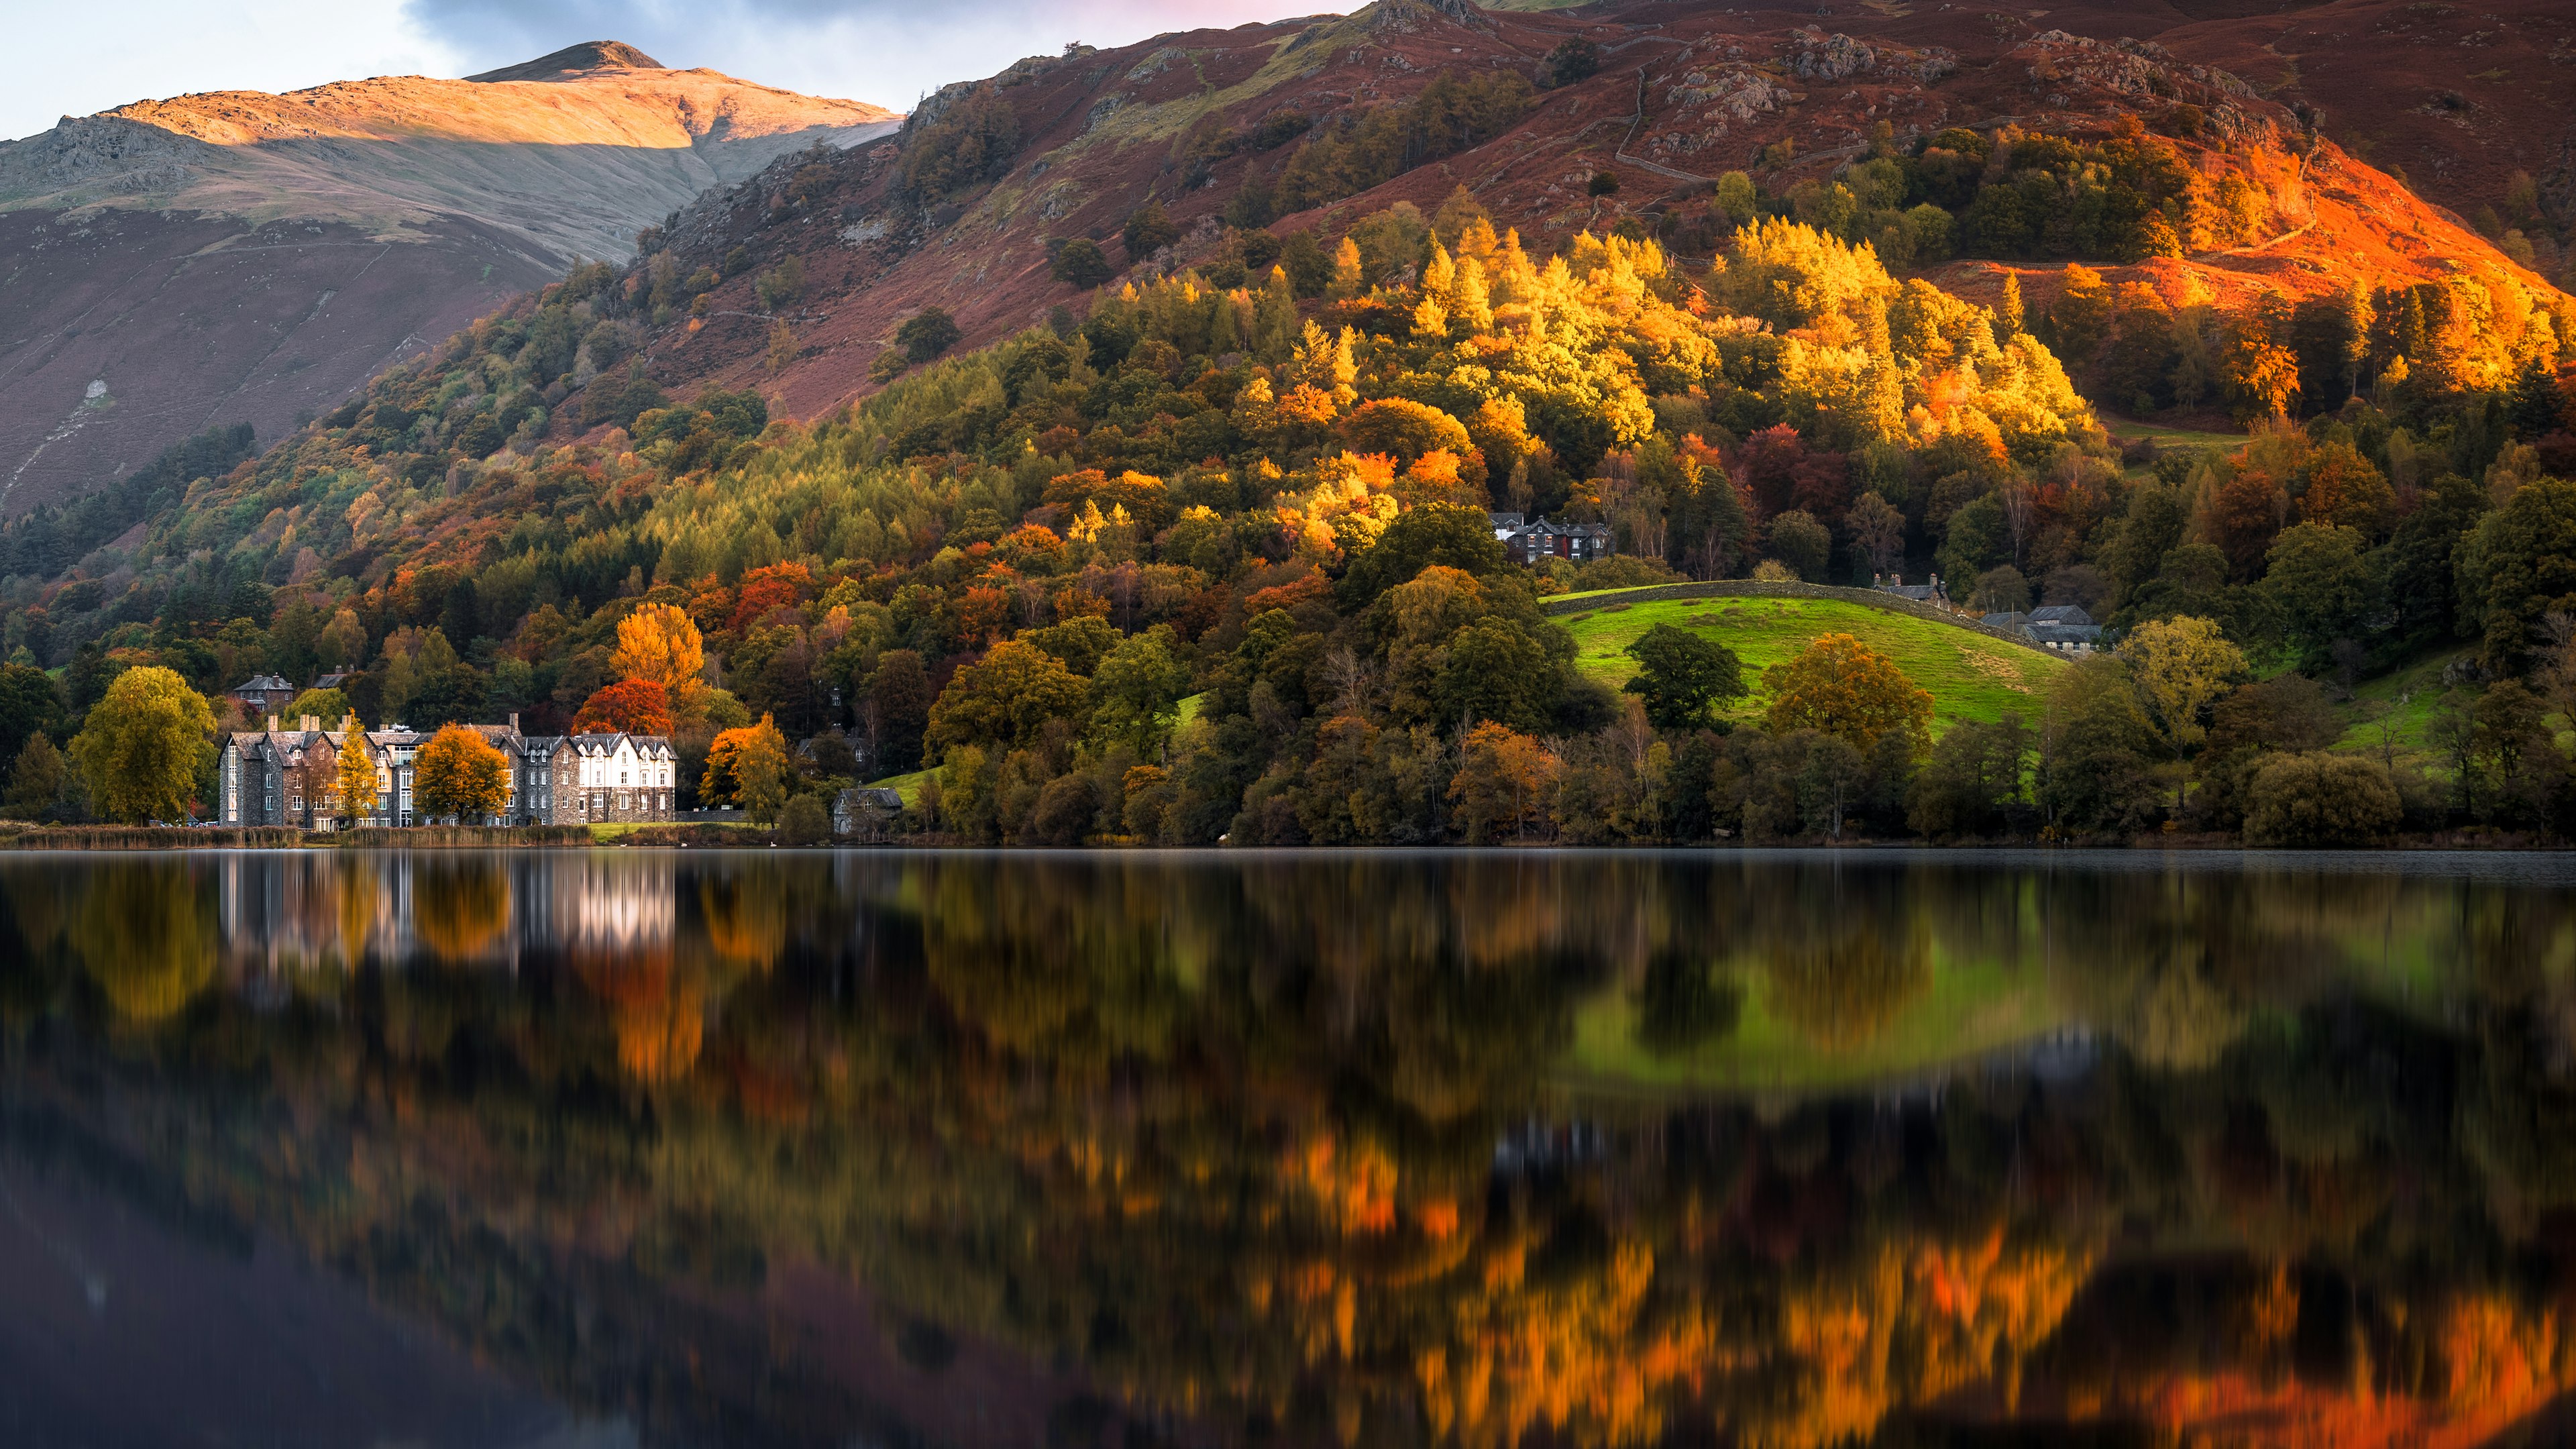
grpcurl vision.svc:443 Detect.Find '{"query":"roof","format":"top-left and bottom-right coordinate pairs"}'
top-left (2030, 604), bottom-right (2095, 626)
top-left (2028, 622), bottom-right (2104, 645)
top-left (1981, 611), bottom-right (2029, 631)
top-left (232, 674), bottom-right (294, 692)
top-left (838, 787), bottom-right (904, 810)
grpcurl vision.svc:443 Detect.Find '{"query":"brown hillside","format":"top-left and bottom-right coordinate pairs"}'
top-left (597, 0), bottom-right (2565, 430)
top-left (0, 52), bottom-right (897, 515)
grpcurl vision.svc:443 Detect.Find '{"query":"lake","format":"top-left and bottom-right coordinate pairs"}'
top-left (3, 848), bottom-right (2575, 1448)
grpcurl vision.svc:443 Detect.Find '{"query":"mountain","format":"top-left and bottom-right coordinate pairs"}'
top-left (0, 42), bottom-right (898, 515)
top-left (586, 0), bottom-right (2567, 426)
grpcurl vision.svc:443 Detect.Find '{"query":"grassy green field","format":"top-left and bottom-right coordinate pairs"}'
top-left (865, 768), bottom-right (932, 806)
top-left (1560, 596), bottom-right (2067, 733)
top-left (1561, 948), bottom-right (2074, 1094)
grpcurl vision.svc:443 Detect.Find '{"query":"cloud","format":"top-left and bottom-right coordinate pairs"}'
top-left (400, 0), bottom-right (1316, 110)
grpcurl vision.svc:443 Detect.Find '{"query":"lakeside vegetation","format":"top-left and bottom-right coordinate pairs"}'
top-left (0, 102), bottom-right (2568, 846)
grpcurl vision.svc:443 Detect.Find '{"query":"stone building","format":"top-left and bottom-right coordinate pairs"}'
top-left (220, 715), bottom-right (676, 828)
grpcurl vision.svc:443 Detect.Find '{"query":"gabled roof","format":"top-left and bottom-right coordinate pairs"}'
top-left (2030, 604), bottom-right (2095, 626)
top-left (232, 674), bottom-right (294, 692)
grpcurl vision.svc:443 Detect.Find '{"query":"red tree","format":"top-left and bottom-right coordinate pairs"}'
top-left (575, 678), bottom-right (674, 736)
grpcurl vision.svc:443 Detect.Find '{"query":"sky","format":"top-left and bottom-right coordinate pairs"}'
top-left (5, 0), bottom-right (1318, 142)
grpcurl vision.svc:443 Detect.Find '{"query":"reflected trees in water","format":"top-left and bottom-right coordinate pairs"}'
top-left (1, 852), bottom-right (2576, 1446)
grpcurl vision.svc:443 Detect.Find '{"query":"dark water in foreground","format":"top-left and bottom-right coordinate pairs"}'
top-left (5, 849), bottom-right (2576, 1448)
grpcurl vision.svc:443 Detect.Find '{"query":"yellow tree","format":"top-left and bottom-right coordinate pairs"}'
top-left (1448, 722), bottom-right (1559, 843)
top-left (1762, 633), bottom-right (1933, 755)
top-left (2118, 614), bottom-right (2247, 814)
top-left (332, 710), bottom-right (379, 826)
top-left (704, 713), bottom-right (792, 824)
top-left (413, 724), bottom-right (511, 822)
top-left (611, 603), bottom-right (708, 720)
top-left (70, 666), bottom-right (216, 824)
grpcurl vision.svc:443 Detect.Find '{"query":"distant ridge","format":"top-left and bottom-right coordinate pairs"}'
top-left (467, 41), bottom-right (665, 84)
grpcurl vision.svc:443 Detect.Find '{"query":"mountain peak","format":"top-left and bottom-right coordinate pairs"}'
top-left (467, 41), bottom-right (665, 84)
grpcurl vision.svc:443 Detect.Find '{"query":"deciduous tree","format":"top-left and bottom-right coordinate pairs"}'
top-left (2118, 614), bottom-right (2246, 811)
top-left (928, 640), bottom-right (1089, 752)
top-left (413, 724), bottom-right (511, 822)
top-left (576, 678), bottom-right (674, 737)
top-left (611, 603), bottom-right (708, 719)
top-left (1448, 722), bottom-right (1558, 842)
top-left (333, 710), bottom-right (379, 825)
top-left (70, 666), bottom-right (215, 824)
top-left (1622, 624), bottom-right (1746, 729)
top-left (1762, 633), bottom-right (1932, 755)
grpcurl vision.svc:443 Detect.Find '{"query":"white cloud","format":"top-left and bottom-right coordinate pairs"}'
top-left (404, 0), bottom-right (1313, 109)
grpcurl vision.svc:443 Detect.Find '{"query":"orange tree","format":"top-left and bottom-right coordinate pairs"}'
top-left (575, 678), bottom-right (674, 736)
top-left (413, 724), bottom-right (512, 822)
top-left (702, 714), bottom-right (792, 822)
top-left (1762, 633), bottom-right (1933, 755)
top-left (1446, 722), bottom-right (1559, 842)
top-left (610, 602), bottom-right (707, 719)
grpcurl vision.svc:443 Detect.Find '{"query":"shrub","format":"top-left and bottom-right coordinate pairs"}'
top-left (1051, 238), bottom-right (1115, 288)
top-left (1538, 38), bottom-right (1601, 89)
top-left (1588, 170), bottom-right (1621, 197)
top-left (895, 307), bottom-right (963, 364)
top-left (1027, 773), bottom-right (1099, 845)
top-left (1122, 202), bottom-right (1179, 260)
top-left (754, 256), bottom-right (805, 310)
top-left (775, 792), bottom-right (830, 845)
top-left (2243, 752), bottom-right (2400, 846)
top-left (1767, 509), bottom-right (1833, 581)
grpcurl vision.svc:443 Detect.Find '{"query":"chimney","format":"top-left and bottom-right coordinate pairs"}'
top-left (508, 712), bottom-right (520, 734)
top-left (267, 714), bottom-right (279, 732)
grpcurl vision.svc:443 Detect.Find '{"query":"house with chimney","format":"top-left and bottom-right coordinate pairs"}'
top-left (1490, 513), bottom-right (1615, 564)
top-left (219, 713), bottom-right (676, 828)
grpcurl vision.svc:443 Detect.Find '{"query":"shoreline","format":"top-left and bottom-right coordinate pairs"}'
top-left (0, 825), bottom-right (2561, 853)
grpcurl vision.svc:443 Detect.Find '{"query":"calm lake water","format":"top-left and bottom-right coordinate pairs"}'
top-left (5, 848), bottom-right (2576, 1448)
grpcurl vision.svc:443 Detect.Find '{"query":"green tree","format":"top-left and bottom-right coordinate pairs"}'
top-left (2262, 522), bottom-right (2373, 665)
top-left (1051, 238), bottom-right (1115, 288)
top-left (2037, 655), bottom-right (2163, 835)
top-left (896, 307), bottom-right (963, 364)
top-left (2243, 753), bottom-right (2401, 846)
top-left (70, 666), bottom-right (217, 824)
top-left (1906, 715), bottom-right (2032, 838)
top-left (1121, 201), bottom-right (1179, 259)
top-left (775, 792), bottom-right (830, 845)
top-left (1621, 624), bottom-right (1746, 729)
top-left (2118, 615), bottom-right (2246, 813)
top-left (286, 687), bottom-right (349, 725)
top-left (5, 731), bottom-right (68, 820)
top-left (0, 661), bottom-right (64, 767)
top-left (1336, 502), bottom-right (1509, 608)
top-left (413, 724), bottom-right (511, 822)
top-left (1766, 509), bottom-right (1832, 581)
top-left (1088, 627), bottom-right (1192, 756)
top-left (927, 640), bottom-right (1089, 752)
top-left (2456, 474), bottom-right (2576, 672)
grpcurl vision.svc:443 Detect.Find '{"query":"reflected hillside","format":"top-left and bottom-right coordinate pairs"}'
top-left (3, 851), bottom-right (2576, 1446)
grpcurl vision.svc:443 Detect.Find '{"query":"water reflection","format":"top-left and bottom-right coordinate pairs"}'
top-left (2, 849), bottom-right (2575, 1447)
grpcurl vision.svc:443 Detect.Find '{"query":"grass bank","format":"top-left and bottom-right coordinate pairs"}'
top-left (1558, 592), bottom-right (2068, 734)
